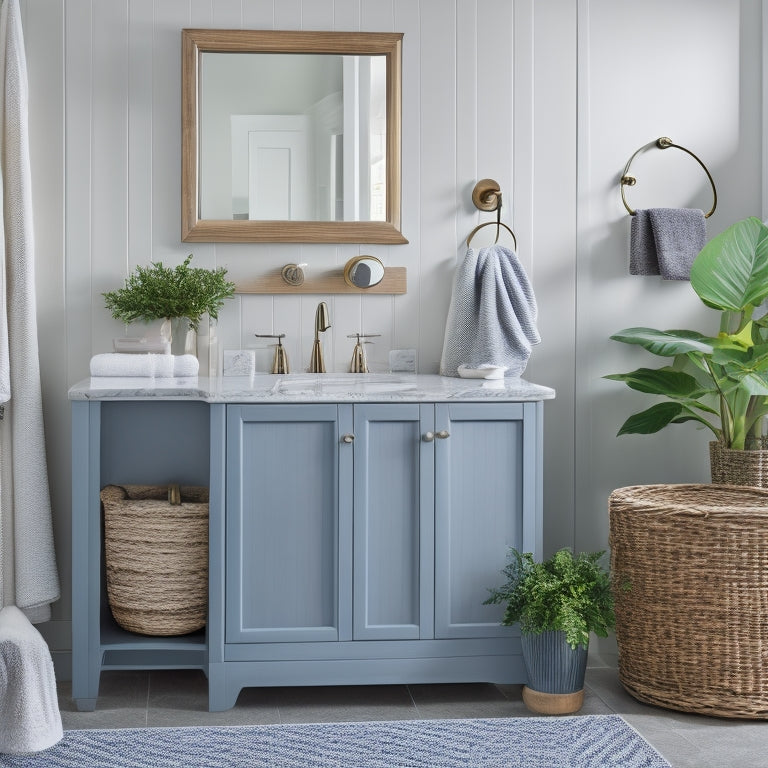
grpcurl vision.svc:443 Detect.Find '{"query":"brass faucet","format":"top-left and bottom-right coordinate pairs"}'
top-left (348, 333), bottom-right (380, 373)
top-left (255, 333), bottom-right (289, 374)
top-left (308, 302), bottom-right (331, 373)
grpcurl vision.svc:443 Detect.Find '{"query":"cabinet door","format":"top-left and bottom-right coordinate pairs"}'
top-left (226, 404), bottom-right (340, 643)
top-left (352, 404), bottom-right (433, 640)
top-left (434, 403), bottom-right (538, 639)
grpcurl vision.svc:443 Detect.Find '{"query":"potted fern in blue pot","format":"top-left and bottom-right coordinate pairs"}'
top-left (484, 548), bottom-right (614, 714)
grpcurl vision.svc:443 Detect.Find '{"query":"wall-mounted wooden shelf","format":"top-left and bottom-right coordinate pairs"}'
top-left (235, 267), bottom-right (407, 295)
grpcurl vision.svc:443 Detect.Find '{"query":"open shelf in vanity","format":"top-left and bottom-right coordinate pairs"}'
top-left (99, 616), bottom-right (206, 670)
top-left (71, 399), bottom-right (211, 711)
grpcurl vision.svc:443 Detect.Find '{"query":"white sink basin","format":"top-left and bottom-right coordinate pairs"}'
top-left (274, 375), bottom-right (416, 395)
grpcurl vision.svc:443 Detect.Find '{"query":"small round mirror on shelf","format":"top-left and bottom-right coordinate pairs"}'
top-left (344, 255), bottom-right (385, 289)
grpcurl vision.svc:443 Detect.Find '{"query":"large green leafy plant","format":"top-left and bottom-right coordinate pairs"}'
top-left (103, 254), bottom-right (235, 331)
top-left (606, 217), bottom-right (768, 450)
top-left (484, 548), bottom-right (614, 650)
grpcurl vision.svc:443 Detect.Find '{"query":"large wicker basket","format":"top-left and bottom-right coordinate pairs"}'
top-left (101, 484), bottom-right (208, 636)
top-left (609, 483), bottom-right (768, 719)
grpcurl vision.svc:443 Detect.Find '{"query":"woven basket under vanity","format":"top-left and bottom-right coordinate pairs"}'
top-left (609, 483), bottom-right (768, 719)
top-left (100, 484), bottom-right (208, 636)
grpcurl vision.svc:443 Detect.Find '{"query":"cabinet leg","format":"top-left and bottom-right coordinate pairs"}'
top-left (71, 647), bottom-right (101, 711)
top-left (207, 663), bottom-right (241, 712)
top-left (74, 698), bottom-right (97, 712)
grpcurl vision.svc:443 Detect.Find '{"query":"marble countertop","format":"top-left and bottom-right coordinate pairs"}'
top-left (69, 373), bottom-right (556, 403)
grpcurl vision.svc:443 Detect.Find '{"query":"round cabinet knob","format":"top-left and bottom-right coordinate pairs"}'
top-left (423, 431), bottom-right (435, 442)
top-left (341, 434), bottom-right (355, 443)
top-left (435, 430), bottom-right (450, 439)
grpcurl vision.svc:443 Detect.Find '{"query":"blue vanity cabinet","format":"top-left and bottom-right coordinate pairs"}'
top-left (70, 378), bottom-right (550, 713)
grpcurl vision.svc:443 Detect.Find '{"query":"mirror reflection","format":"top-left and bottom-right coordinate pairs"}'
top-left (344, 255), bottom-right (385, 288)
top-left (200, 52), bottom-right (387, 223)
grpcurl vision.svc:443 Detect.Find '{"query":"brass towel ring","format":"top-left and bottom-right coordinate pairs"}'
top-left (620, 137), bottom-right (717, 219)
top-left (466, 178), bottom-right (518, 249)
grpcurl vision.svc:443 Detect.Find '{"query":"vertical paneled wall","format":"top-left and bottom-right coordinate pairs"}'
top-left (56, 0), bottom-right (528, 379)
top-left (20, 0), bottom-right (763, 666)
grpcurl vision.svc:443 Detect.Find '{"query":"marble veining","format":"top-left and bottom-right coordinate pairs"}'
top-left (68, 373), bottom-right (555, 403)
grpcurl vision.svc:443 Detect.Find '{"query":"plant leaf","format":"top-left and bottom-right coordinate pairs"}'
top-left (710, 346), bottom-right (753, 366)
top-left (691, 217), bottom-right (768, 311)
top-left (610, 328), bottom-right (715, 357)
top-left (617, 402), bottom-right (686, 435)
top-left (604, 367), bottom-right (707, 398)
top-left (735, 372), bottom-right (768, 397)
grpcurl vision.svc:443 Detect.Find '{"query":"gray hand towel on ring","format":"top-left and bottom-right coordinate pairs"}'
top-left (629, 207), bottom-right (706, 281)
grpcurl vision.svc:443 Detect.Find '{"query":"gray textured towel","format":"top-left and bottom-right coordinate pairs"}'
top-left (440, 245), bottom-right (540, 378)
top-left (629, 207), bottom-right (706, 280)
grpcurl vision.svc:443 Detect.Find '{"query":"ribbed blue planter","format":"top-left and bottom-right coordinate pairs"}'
top-left (521, 630), bottom-right (588, 694)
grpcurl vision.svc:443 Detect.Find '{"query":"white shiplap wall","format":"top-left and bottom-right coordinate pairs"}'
top-left (573, 0), bottom-right (763, 555)
top-left (20, 0), bottom-right (763, 666)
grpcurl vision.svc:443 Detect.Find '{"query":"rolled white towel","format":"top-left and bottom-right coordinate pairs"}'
top-left (89, 353), bottom-right (199, 377)
top-left (0, 606), bottom-right (63, 754)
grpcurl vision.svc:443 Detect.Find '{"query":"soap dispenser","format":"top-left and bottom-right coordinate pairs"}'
top-left (254, 333), bottom-right (289, 374)
top-left (347, 333), bottom-right (380, 373)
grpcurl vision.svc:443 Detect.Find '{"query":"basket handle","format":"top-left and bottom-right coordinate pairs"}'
top-left (168, 484), bottom-right (181, 506)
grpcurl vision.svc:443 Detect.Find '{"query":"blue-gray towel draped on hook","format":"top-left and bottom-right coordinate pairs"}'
top-left (629, 207), bottom-right (706, 281)
top-left (440, 244), bottom-right (540, 378)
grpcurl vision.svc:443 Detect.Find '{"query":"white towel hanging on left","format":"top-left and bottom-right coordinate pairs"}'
top-left (440, 244), bottom-right (540, 378)
top-left (0, 0), bottom-right (60, 621)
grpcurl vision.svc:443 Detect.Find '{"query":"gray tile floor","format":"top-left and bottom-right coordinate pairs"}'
top-left (56, 655), bottom-right (768, 768)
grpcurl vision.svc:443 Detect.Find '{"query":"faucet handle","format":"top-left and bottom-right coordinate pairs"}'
top-left (347, 333), bottom-right (380, 373)
top-left (255, 333), bottom-right (289, 374)
top-left (346, 333), bottom-right (381, 343)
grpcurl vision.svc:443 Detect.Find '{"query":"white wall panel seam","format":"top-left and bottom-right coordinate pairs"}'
top-left (573, 0), bottom-right (590, 554)
top-left (64, 0), bottom-right (95, 378)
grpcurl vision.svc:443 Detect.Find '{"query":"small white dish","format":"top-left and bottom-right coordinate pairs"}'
top-left (457, 365), bottom-right (508, 380)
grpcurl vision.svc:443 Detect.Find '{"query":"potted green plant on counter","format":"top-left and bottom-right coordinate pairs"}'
top-left (103, 254), bottom-right (235, 355)
top-left (484, 548), bottom-right (614, 714)
top-left (606, 217), bottom-right (768, 485)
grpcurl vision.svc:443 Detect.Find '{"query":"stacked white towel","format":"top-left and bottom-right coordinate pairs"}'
top-left (440, 244), bottom-right (540, 378)
top-left (90, 353), bottom-right (199, 378)
top-left (0, 605), bottom-right (62, 754)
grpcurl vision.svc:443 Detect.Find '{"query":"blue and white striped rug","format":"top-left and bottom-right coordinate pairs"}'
top-left (0, 715), bottom-right (671, 768)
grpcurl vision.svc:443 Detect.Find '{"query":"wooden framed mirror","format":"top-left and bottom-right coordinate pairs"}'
top-left (182, 29), bottom-right (406, 244)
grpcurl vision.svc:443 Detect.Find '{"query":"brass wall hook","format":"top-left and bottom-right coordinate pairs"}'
top-left (620, 137), bottom-right (717, 218)
top-left (471, 178), bottom-right (502, 211)
top-left (466, 178), bottom-right (518, 248)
